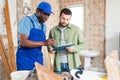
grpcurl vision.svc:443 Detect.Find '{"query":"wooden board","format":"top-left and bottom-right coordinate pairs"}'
top-left (48, 53), bottom-right (54, 70)
top-left (4, 0), bottom-right (16, 71)
top-left (0, 35), bottom-right (11, 80)
top-left (35, 62), bottom-right (62, 80)
top-left (104, 50), bottom-right (120, 80)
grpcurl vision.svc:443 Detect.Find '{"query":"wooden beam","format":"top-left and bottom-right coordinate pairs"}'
top-left (0, 35), bottom-right (11, 80)
top-left (4, 0), bottom-right (16, 71)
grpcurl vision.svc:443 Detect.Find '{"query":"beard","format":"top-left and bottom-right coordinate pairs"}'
top-left (60, 22), bottom-right (68, 27)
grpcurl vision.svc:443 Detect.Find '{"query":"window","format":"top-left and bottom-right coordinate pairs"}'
top-left (69, 5), bottom-right (84, 31)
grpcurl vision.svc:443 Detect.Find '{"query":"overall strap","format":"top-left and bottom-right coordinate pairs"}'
top-left (27, 16), bottom-right (44, 31)
top-left (41, 23), bottom-right (44, 30)
top-left (26, 16), bottom-right (35, 28)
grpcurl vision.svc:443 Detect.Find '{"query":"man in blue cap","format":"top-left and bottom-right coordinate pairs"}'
top-left (16, 2), bottom-right (55, 70)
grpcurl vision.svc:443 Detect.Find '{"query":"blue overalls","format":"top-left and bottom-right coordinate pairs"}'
top-left (16, 16), bottom-right (46, 70)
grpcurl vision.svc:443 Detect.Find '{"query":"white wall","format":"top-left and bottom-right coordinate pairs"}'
top-left (106, 0), bottom-right (120, 56)
top-left (0, 0), bottom-right (5, 34)
top-left (8, 0), bottom-right (17, 47)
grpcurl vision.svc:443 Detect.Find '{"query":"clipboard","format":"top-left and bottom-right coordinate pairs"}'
top-left (54, 43), bottom-right (74, 51)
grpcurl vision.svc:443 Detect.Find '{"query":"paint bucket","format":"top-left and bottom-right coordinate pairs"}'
top-left (10, 70), bottom-right (30, 80)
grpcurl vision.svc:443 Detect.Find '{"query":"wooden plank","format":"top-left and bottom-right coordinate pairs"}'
top-left (4, 0), bottom-right (16, 71)
top-left (0, 35), bottom-right (11, 80)
top-left (35, 62), bottom-right (62, 80)
top-left (104, 50), bottom-right (120, 80)
top-left (48, 53), bottom-right (54, 70)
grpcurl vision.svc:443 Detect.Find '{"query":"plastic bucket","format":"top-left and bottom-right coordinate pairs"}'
top-left (10, 70), bottom-right (30, 80)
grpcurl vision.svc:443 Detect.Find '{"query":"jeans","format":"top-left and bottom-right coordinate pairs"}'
top-left (55, 63), bottom-right (69, 74)
top-left (54, 63), bottom-right (84, 74)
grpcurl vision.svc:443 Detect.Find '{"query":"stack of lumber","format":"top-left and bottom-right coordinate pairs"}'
top-left (0, 0), bottom-right (16, 79)
top-left (104, 50), bottom-right (120, 80)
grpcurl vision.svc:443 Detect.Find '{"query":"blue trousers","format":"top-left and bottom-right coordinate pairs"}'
top-left (55, 63), bottom-right (69, 74)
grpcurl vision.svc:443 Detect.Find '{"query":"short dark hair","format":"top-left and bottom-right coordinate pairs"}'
top-left (60, 8), bottom-right (72, 16)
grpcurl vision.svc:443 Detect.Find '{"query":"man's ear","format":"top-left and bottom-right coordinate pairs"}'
top-left (36, 8), bottom-right (39, 13)
top-left (36, 9), bottom-right (41, 17)
top-left (37, 12), bottom-right (41, 16)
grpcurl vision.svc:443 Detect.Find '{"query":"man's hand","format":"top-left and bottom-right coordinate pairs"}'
top-left (66, 46), bottom-right (74, 53)
top-left (45, 39), bottom-right (55, 46)
top-left (49, 49), bottom-right (56, 54)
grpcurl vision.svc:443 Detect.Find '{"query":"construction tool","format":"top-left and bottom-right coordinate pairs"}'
top-left (25, 67), bottom-right (37, 80)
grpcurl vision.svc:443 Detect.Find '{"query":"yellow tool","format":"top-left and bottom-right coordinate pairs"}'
top-left (102, 77), bottom-right (107, 80)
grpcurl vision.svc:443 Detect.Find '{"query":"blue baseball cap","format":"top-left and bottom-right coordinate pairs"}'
top-left (37, 2), bottom-right (53, 14)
